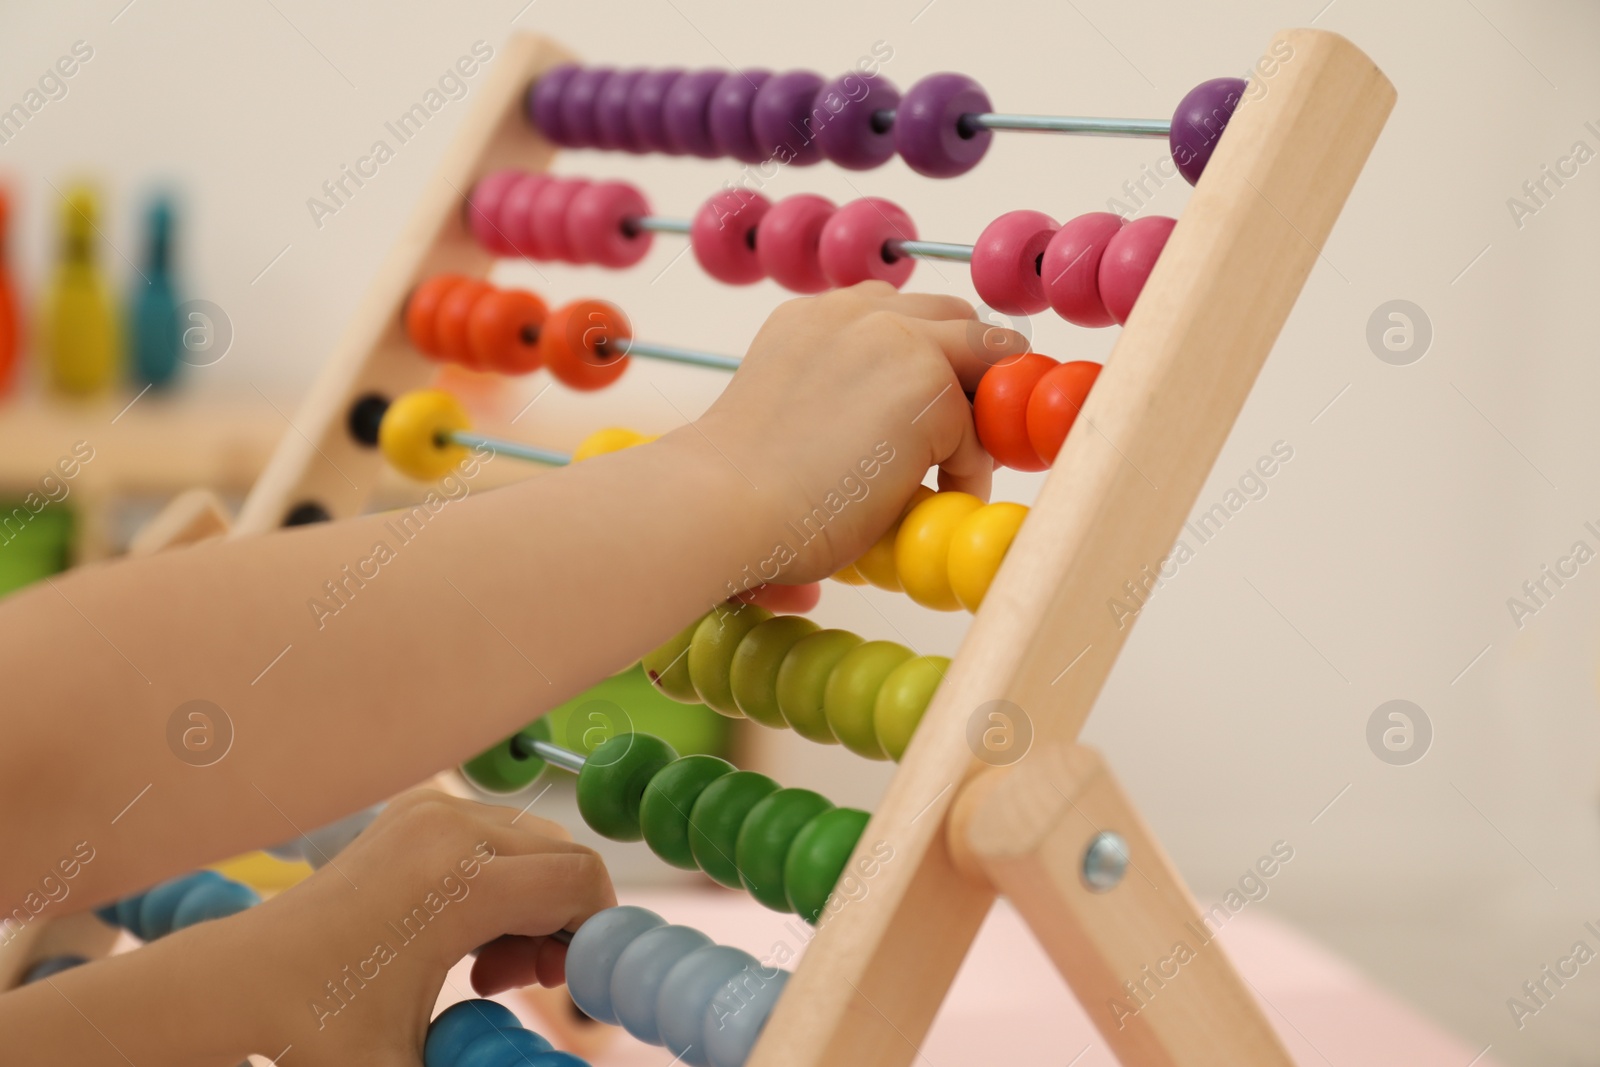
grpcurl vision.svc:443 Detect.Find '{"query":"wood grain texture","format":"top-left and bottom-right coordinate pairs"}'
top-left (749, 28), bottom-right (1393, 1067)
top-left (232, 33), bottom-right (574, 536)
top-left (954, 744), bottom-right (1294, 1067)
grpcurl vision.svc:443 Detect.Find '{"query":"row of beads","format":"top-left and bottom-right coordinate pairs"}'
top-left (96, 869), bottom-right (261, 942)
top-left (574, 733), bottom-right (867, 923)
top-left (468, 172), bottom-right (653, 269)
top-left (425, 1000), bottom-right (583, 1067)
top-left (974, 354), bottom-right (1103, 471)
top-left (568, 905), bottom-right (789, 1067)
top-left (528, 64), bottom-right (1245, 183)
top-left (834, 486), bottom-right (1030, 611)
top-left (644, 604), bottom-right (948, 762)
top-left (464, 170), bottom-right (1175, 325)
top-left (404, 275), bottom-right (634, 391)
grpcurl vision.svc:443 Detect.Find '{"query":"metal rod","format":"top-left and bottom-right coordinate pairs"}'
top-left (513, 735), bottom-right (589, 773)
top-left (443, 430), bottom-right (571, 467)
top-left (619, 339), bottom-right (741, 372)
top-left (629, 216), bottom-right (693, 235)
top-left (871, 109), bottom-right (1169, 139)
top-left (886, 239), bottom-right (973, 264)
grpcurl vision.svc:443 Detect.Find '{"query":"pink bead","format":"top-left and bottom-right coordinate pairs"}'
top-left (566, 180), bottom-right (653, 268)
top-left (502, 173), bottom-right (552, 258)
top-left (755, 194), bottom-right (836, 293)
top-left (466, 170), bottom-right (524, 255)
top-left (527, 178), bottom-right (591, 264)
top-left (970, 210), bottom-right (1059, 316)
top-left (1098, 215), bottom-right (1176, 325)
top-left (817, 197), bottom-right (916, 289)
top-left (1040, 213), bottom-right (1125, 327)
top-left (690, 189), bottom-right (771, 285)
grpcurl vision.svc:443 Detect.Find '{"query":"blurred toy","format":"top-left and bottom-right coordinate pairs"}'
top-left (42, 183), bottom-right (117, 395)
top-left (130, 195), bottom-right (181, 389)
top-left (0, 187), bottom-right (18, 396)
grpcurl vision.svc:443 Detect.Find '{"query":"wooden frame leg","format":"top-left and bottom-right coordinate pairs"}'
top-left (949, 743), bottom-right (1294, 1067)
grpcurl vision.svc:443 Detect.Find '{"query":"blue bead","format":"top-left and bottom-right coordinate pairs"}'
top-left (453, 1028), bottom-right (555, 1067)
top-left (423, 999), bottom-right (522, 1067)
top-left (138, 871), bottom-right (226, 940)
top-left (611, 925), bottom-right (712, 1044)
top-left (113, 892), bottom-right (148, 937)
top-left (657, 945), bottom-right (756, 1067)
top-left (170, 877), bottom-right (260, 930)
top-left (704, 967), bottom-right (789, 1067)
top-left (565, 906), bottom-right (664, 1025)
top-left (94, 902), bottom-right (120, 927)
top-left (522, 1054), bottom-right (589, 1067)
top-left (22, 954), bottom-right (88, 984)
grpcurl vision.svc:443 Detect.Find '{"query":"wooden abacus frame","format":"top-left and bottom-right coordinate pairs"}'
top-left (97, 27), bottom-right (1391, 1067)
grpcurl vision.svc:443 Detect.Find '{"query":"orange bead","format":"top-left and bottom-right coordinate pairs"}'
top-left (404, 274), bottom-right (469, 358)
top-left (540, 298), bottom-right (631, 391)
top-left (435, 279), bottom-right (492, 367)
top-left (1026, 360), bottom-right (1102, 464)
top-left (974, 351), bottom-right (1058, 472)
top-left (468, 287), bottom-right (547, 374)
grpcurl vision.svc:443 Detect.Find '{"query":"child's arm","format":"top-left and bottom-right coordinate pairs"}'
top-left (0, 285), bottom-right (1021, 914)
top-left (1, 790), bottom-right (615, 1066)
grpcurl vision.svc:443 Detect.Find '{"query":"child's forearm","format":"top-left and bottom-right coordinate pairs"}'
top-left (0, 427), bottom-right (774, 913)
top-left (1, 919), bottom-right (258, 1065)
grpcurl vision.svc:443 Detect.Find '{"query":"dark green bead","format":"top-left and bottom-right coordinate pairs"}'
top-left (576, 733), bottom-right (679, 841)
top-left (688, 771), bottom-right (778, 888)
top-left (785, 807), bottom-right (871, 924)
top-left (459, 716), bottom-right (552, 795)
top-left (640, 755), bottom-right (736, 869)
top-left (735, 789), bottom-right (834, 912)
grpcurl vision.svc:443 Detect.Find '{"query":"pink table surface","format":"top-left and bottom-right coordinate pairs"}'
top-left (438, 887), bottom-right (1496, 1067)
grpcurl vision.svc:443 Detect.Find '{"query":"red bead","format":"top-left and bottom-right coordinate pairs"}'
top-left (755, 194), bottom-right (836, 294)
top-left (691, 189), bottom-right (770, 286)
top-left (1025, 360), bottom-right (1101, 463)
top-left (405, 274), bottom-right (469, 357)
top-left (528, 178), bottom-right (590, 264)
top-left (974, 352), bottom-right (1058, 472)
top-left (466, 170), bottom-right (524, 255)
top-left (435, 279), bottom-right (492, 366)
top-left (567, 180), bottom-right (653, 268)
top-left (817, 197), bottom-right (916, 289)
top-left (1099, 215), bottom-right (1176, 325)
top-left (1040, 212), bottom-right (1124, 328)
top-left (469, 288), bottom-right (547, 374)
top-left (970, 209), bottom-right (1058, 316)
top-left (540, 298), bottom-right (631, 391)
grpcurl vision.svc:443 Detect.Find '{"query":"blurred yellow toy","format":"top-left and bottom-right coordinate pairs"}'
top-left (43, 184), bottom-right (118, 395)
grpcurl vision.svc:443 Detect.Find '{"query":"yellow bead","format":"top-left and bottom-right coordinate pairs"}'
top-left (573, 426), bottom-right (656, 462)
top-left (893, 491), bottom-right (983, 611)
top-left (831, 563), bottom-right (868, 585)
top-left (948, 502), bottom-right (1029, 612)
top-left (855, 485), bottom-right (934, 591)
top-left (379, 389), bottom-right (470, 481)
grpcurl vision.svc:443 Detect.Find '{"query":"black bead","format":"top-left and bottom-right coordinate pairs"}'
top-left (284, 502), bottom-right (332, 526)
top-left (347, 392), bottom-right (390, 447)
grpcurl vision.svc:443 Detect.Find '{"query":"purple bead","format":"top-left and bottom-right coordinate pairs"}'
top-left (708, 70), bottom-right (772, 164)
top-left (628, 68), bottom-right (686, 155)
top-left (813, 71), bottom-right (900, 171)
top-left (527, 64), bottom-right (580, 145)
top-left (594, 69), bottom-right (645, 152)
top-left (751, 70), bottom-right (826, 166)
top-left (894, 72), bottom-right (993, 178)
top-left (560, 66), bottom-right (614, 149)
top-left (1169, 77), bottom-right (1247, 185)
top-left (663, 69), bottom-right (727, 159)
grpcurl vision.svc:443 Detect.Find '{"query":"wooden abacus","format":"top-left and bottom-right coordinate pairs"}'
top-left (51, 27), bottom-right (1392, 1067)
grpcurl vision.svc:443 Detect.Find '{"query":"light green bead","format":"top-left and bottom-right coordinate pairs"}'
top-left (688, 605), bottom-right (773, 716)
top-left (730, 615), bottom-right (820, 729)
top-left (774, 629), bottom-right (863, 744)
top-left (643, 618), bottom-right (702, 704)
top-left (823, 641), bottom-right (913, 760)
top-left (874, 655), bottom-right (950, 761)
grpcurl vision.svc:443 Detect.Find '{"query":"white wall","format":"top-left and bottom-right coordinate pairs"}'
top-left (3, 0), bottom-right (1599, 1060)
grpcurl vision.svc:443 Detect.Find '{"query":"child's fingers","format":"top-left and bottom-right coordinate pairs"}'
top-left (927, 390), bottom-right (994, 502)
top-left (913, 317), bottom-right (1031, 393)
top-left (877, 291), bottom-right (977, 323)
top-left (469, 934), bottom-right (568, 995)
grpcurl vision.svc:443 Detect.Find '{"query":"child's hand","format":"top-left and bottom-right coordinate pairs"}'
top-left (237, 790), bottom-right (613, 1063)
top-left (693, 282), bottom-right (1027, 583)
